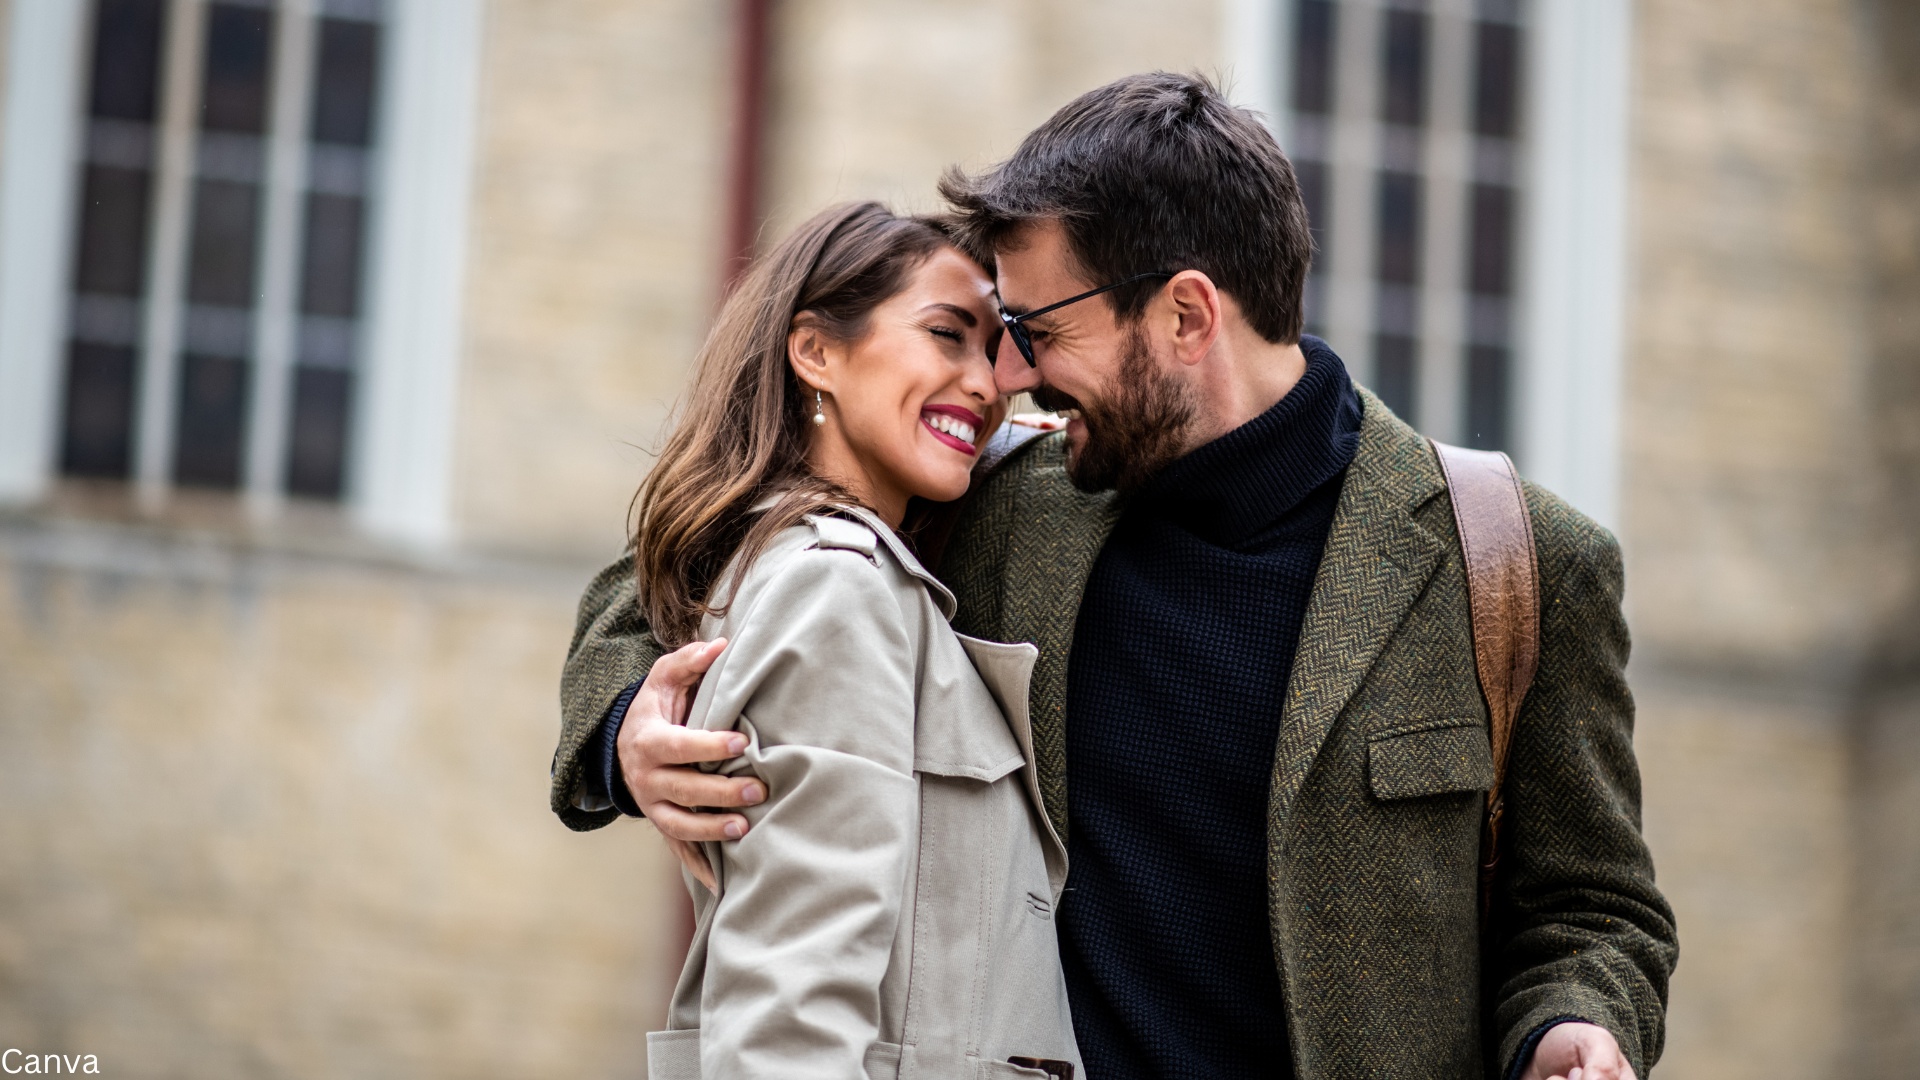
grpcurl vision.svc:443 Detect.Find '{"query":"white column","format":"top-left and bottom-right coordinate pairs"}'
top-left (351, 0), bottom-right (485, 548)
top-left (1322, 0), bottom-right (1382, 382)
top-left (1416, 0), bottom-right (1473, 444)
top-left (133, 0), bottom-right (209, 508)
top-left (1224, 0), bottom-right (1290, 141)
top-left (0, 0), bottom-right (89, 505)
top-left (243, 0), bottom-right (318, 516)
top-left (1518, 0), bottom-right (1632, 532)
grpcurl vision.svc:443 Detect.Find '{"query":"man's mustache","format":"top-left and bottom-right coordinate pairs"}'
top-left (1029, 384), bottom-right (1084, 415)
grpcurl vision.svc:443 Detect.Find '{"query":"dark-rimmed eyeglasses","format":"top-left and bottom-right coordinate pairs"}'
top-left (994, 271), bottom-right (1175, 368)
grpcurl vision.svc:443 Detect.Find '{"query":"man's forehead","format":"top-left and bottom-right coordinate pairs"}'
top-left (992, 221), bottom-right (1090, 309)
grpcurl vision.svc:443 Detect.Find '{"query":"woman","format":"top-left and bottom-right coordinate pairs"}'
top-left (634, 202), bottom-right (1081, 1080)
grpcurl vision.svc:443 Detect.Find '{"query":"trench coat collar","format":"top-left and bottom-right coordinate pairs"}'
top-left (747, 491), bottom-right (959, 618)
top-left (824, 503), bottom-right (959, 620)
top-left (1268, 387), bottom-right (1448, 829)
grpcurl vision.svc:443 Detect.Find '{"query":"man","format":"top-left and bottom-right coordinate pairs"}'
top-left (553, 73), bottom-right (1676, 1080)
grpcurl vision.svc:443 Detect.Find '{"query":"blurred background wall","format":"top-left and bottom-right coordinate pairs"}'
top-left (0, 0), bottom-right (1913, 1076)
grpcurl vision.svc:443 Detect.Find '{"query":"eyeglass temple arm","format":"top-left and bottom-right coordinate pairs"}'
top-left (1007, 271), bottom-right (1175, 324)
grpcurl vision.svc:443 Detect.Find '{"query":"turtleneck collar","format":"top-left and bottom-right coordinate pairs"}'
top-left (1132, 335), bottom-right (1361, 547)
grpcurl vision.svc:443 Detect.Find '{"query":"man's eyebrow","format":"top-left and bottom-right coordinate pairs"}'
top-left (919, 302), bottom-right (979, 327)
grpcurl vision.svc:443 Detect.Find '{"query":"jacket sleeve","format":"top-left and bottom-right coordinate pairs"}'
top-left (696, 546), bottom-right (920, 1080)
top-left (1490, 495), bottom-right (1680, 1077)
top-left (552, 554), bottom-right (665, 831)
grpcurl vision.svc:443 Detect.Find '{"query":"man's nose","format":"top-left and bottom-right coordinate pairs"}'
top-left (993, 335), bottom-right (1040, 395)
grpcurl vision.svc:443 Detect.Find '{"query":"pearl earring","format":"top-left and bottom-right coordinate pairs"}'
top-left (813, 389), bottom-right (826, 426)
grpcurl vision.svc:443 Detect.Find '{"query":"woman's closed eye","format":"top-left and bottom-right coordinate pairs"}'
top-left (927, 324), bottom-right (965, 344)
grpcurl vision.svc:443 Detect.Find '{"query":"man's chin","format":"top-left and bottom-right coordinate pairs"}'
top-left (1062, 436), bottom-right (1120, 494)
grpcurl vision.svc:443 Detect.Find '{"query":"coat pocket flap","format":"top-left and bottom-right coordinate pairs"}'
top-left (1367, 721), bottom-right (1495, 801)
top-left (913, 636), bottom-right (1031, 782)
top-left (914, 741), bottom-right (1026, 783)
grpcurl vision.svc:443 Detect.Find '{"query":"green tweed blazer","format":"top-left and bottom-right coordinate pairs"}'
top-left (551, 390), bottom-right (1677, 1079)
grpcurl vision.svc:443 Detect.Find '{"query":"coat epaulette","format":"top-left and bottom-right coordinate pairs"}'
top-left (806, 513), bottom-right (879, 560)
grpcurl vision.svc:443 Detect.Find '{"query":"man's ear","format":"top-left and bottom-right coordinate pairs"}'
top-left (1163, 270), bottom-right (1223, 368)
top-left (787, 316), bottom-right (834, 393)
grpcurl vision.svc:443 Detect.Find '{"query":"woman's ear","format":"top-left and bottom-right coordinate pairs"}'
top-left (787, 316), bottom-right (834, 393)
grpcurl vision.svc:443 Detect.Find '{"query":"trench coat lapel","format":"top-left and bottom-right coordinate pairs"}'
top-left (1269, 390), bottom-right (1446, 830)
top-left (1002, 476), bottom-right (1121, 843)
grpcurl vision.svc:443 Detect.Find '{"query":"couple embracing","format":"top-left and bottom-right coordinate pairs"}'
top-left (550, 73), bottom-right (1676, 1080)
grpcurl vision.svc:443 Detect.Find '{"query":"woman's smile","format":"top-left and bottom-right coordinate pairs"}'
top-left (921, 404), bottom-right (983, 455)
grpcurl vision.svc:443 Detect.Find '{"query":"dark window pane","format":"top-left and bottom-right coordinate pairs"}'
top-left (1292, 0), bottom-right (1337, 116)
top-left (74, 166), bottom-right (152, 295)
top-left (1374, 334), bottom-right (1419, 424)
top-left (1468, 183), bottom-right (1515, 295)
top-left (1473, 21), bottom-right (1523, 138)
top-left (201, 4), bottom-right (274, 134)
top-left (300, 194), bottom-right (365, 316)
top-left (286, 366), bottom-right (351, 498)
top-left (311, 18), bottom-right (380, 145)
top-left (1382, 9), bottom-right (1428, 127)
top-left (186, 179), bottom-right (260, 306)
top-left (173, 353), bottom-right (249, 488)
top-left (89, 0), bottom-right (166, 121)
top-left (1466, 345), bottom-right (1510, 450)
top-left (60, 343), bottom-right (139, 478)
top-left (1376, 171), bottom-right (1422, 284)
top-left (1297, 159), bottom-right (1328, 269)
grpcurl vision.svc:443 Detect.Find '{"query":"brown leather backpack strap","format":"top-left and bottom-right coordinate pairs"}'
top-left (1429, 439), bottom-right (1541, 922)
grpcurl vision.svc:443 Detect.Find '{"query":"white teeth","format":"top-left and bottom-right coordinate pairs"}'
top-left (925, 413), bottom-right (976, 444)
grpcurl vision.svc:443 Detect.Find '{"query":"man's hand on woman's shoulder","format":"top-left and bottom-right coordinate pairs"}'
top-left (614, 638), bottom-right (762, 890)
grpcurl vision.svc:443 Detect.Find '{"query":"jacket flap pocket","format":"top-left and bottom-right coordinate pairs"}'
top-left (914, 729), bottom-right (1025, 783)
top-left (914, 636), bottom-right (1029, 782)
top-left (1367, 720), bottom-right (1494, 801)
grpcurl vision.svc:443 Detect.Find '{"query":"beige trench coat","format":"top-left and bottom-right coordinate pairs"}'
top-left (645, 507), bottom-right (1082, 1080)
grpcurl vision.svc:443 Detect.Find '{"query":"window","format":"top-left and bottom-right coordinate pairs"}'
top-left (62, 0), bottom-right (385, 503)
top-left (1286, 0), bottom-right (1528, 451)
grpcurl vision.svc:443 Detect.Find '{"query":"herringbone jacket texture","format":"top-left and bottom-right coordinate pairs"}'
top-left (551, 390), bottom-right (1677, 1080)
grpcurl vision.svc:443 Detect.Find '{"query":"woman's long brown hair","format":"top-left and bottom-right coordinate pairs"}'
top-left (634, 202), bottom-right (957, 647)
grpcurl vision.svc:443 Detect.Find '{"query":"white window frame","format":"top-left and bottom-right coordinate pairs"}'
top-left (0, 0), bottom-right (484, 549)
top-left (1225, 0), bottom-right (1632, 531)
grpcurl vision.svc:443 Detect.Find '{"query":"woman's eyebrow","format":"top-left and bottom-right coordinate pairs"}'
top-left (919, 302), bottom-right (979, 327)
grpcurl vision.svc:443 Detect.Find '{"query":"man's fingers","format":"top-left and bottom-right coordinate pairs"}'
top-left (644, 801), bottom-right (753, 843)
top-left (655, 765), bottom-right (763, 810)
top-left (651, 724), bottom-right (748, 767)
top-left (664, 836), bottom-right (715, 892)
top-left (644, 637), bottom-right (728, 689)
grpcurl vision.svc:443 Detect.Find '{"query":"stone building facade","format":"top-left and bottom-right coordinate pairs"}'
top-left (0, 1), bottom-right (1913, 1077)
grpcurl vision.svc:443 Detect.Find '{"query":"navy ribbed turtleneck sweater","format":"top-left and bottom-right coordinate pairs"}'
top-left (1059, 337), bottom-right (1361, 1079)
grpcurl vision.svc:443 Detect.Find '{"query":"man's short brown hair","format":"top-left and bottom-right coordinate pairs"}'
top-left (940, 71), bottom-right (1312, 345)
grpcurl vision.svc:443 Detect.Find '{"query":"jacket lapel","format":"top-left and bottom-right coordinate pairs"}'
top-left (1001, 457), bottom-right (1121, 843)
top-left (1269, 390), bottom-right (1446, 831)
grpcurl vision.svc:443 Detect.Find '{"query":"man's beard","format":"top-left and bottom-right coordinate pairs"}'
top-left (1030, 327), bottom-right (1196, 495)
